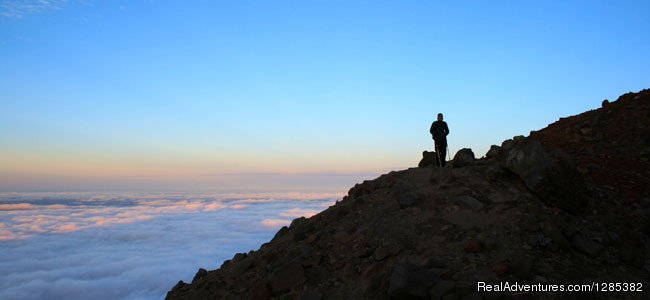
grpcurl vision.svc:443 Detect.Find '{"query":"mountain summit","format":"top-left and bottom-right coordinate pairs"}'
top-left (166, 89), bottom-right (649, 300)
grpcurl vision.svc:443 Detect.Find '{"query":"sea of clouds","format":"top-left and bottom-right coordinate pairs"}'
top-left (0, 191), bottom-right (343, 300)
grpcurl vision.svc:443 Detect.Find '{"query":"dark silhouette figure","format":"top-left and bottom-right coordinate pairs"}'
top-left (429, 113), bottom-right (450, 166)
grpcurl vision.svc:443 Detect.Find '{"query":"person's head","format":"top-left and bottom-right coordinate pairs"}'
top-left (437, 113), bottom-right (443, 121)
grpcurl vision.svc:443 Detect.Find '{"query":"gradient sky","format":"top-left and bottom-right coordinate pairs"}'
top-left (1, 0), bottom-right (649, 191)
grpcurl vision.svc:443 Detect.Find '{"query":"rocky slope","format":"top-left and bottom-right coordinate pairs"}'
top-left (166, 89), bottom-right (649, 300)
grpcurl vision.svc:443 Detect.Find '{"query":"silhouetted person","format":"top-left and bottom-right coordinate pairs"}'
top-left (429, 113), bottom-right (449, 166)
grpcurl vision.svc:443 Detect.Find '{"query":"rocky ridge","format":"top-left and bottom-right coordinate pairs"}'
top-left (166, 89), bottom-right (650, 300)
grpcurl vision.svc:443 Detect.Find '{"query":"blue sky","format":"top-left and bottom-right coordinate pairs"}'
top-left (1, 0), bottom-right (649, 191)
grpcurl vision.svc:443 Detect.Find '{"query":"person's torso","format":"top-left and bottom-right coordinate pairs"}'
top-left (432, 121), bottom-right (447, 139)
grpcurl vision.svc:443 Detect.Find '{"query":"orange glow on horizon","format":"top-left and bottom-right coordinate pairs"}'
top-left (0, 148), bottom-right (402, 179)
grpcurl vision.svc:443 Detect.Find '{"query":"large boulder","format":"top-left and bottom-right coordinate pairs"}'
top-left (418, 151), bottom-right (440, 167)
top-left (502, 140), bottom-right (553, 187)
top-left (452, 148), bottom-right (475, 168)
top-left (500, 140), bottom-right (588, 213)
top-left (485, 145), bottom-right (500, 159)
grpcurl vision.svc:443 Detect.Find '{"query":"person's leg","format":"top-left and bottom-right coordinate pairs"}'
top-left (434, 141), bottom-right (442, 166)
top-left (439, 145), bottom-right (447, 167)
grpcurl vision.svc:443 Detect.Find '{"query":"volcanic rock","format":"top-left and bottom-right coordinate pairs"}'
top-left (490, 263), bottom-right (508, 276)
top-left (452, 148), bottom-right (475, 167)
top-left (509, 253), bottom-right (533, 279)
top-left (300, 290), bottom-right (322, 300)
top-left (166, 89), bottom-right (650, 300)
top-left (419, 150), bottom-right (441, 167)
top-left (270, 260), bottom-right (305, 293)
top-left (388, 261), bottom-right (442, 299)
top-left (453, 195), bottom-right (484, 211)
top-left (485, 145), bottom-right (500, 159)
top-left (499, 139), bottom-right (588, 213)
top-left (464, 239), bottom-right (482, 253)
top-left (191, 268), bottom-right (207, 284)
top-left (570, 234), bottom-right (602, 256)
top-left (430, 280), bottom-right (456, 300)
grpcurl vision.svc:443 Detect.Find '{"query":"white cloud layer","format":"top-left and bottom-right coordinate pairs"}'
top-left (0, 0), bottom-right (68, 18)
top-left (260, 218), bottom-right (291, 228)
top-left (0, 203), bottom-right (35, 211)
top-left (0, 191), bottom-right (340, 300)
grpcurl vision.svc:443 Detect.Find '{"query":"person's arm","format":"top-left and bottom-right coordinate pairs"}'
top-left (444, 122), bottom-right (449, 136)
top-left (430, 122), bottom-right (435, 135)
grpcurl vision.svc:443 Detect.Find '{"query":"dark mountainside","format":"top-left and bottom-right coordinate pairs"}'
top-left (166, 90), bottom-right (650, 300)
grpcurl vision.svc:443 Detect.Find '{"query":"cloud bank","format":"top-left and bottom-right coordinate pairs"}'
top-left (0, 191), bottom-right (341, 300)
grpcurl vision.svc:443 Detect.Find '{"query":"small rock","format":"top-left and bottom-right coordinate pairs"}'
top-left (373, 247), bottom-right (390, 261)
top-left (361, 262), bottom-right (384, 280)
top-left (477, 232), bottom-right (497, 250)
top-left (602, 99), bottom-right (610, 108)
top-left (542, 222), bottom-right (571, 250)
top-left (251, 282), bottom-right (272, 300)
top-left (294, 223), bottom-right (315, 242)
top-left (355, 245), bottom-right (374, 258)
top-left (272, 226), bottom-right (290, 241)
top-left (509, 254), bottom-right (533, 279)
top-left (333, 230), bottom-right (353, 243)
top-left (327, 253), bottom-right (343, 270)
top-left (454, 195), bottom-right (484, 211)
top-left (393, 181), bottom-right (420, 208)
top-left (231, 257), bottom-right (254, 275)
top-left (270, 261), bottom-right (305, 293)
top-left (570, 234), bottom-right (602, 256)
top-left (501, 139), bottom-right (515, 151)
top-left (461, 293), bottom-right (483, 300)
top-left (619, 244), bottom-right (644, 266)
top-left (277, 294), bottom-right (294, 300)
top-left (169, 280), bottom-right (187, 293)
top-left (430, 167), bottom-right (453, 184)
top-left (513, 135), bottom-right (526, 144)
top-left (430, 280), bottom-right (456, 300)
top-left (388, 244), bottom-right (402, 255)
top-left (302, 255), bottom-right (321, 267)
top-left (491, 263), bottom-right (508, 275)
top-left (191, 268), bottom-right (207, 283)
top-left (396, 192), bottom-right (419, 208)
top-left (388, 261), bottom-right (442, 299)
top-left (421, 257), bottom-right (447, 269)
top-left (604, 255), bottom-right (620, 265)
top-left (290, 217), bottom-right (307, 229)
top-left (348, 182), bottom-right (373, 198)
top-left (485, 165), bottom-right (506, 178)
top-left (305, 266), bottom-right (327, 283)
top-left (464, 239), bottom-right (482, 253)
top-left (300, 290), bottom-right (322, 300)
top-left (533, 275), bottom-right (549, 284)
top-left (304, 233), bottom-right (318, 244)
top-left (531, 234), bottom-right (552, 249)
top-left (454, 281), bottom-right (475, 297)
top-left (342, 262), bottom-right (356, 277)
top-left (233, 252), bottom-right (247, 261)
